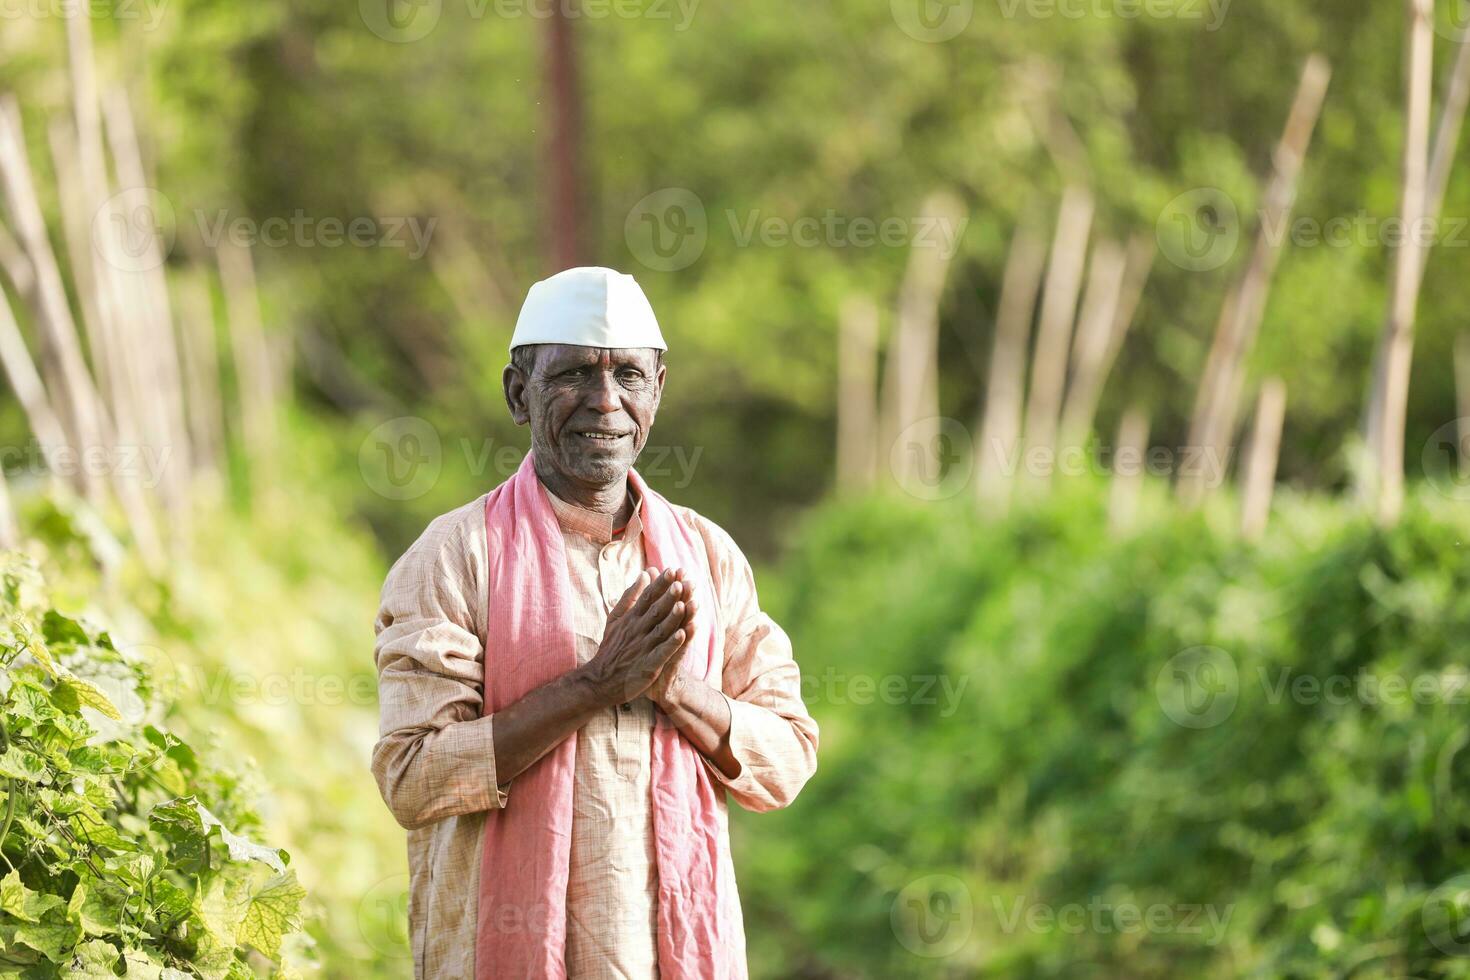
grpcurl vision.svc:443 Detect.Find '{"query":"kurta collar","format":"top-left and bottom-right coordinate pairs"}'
top-left (545, 480), bottom-right (644, 545)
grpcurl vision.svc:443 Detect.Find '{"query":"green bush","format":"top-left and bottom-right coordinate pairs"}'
top-left (740, 482), bottom-right (1470, 979)
top-left (0, 552), bottom-right (307, 977)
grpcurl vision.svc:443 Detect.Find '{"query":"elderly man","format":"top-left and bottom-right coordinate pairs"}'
top-left (371, 266), bottom-right (820, 979)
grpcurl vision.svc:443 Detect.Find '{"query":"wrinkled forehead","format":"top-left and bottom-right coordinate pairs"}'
top-left (528, 344), bottom-right (661, 374)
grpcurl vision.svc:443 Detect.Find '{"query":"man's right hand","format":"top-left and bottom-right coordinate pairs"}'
top-left (579, 568), bottom-right (696, 706)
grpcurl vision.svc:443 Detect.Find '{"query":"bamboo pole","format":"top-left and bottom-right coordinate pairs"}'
top-left (0, 97), bottom-right (110, 501)
top-left (1425, 36), bottom-right (1470, 237)
top-left (1179, 54), bottom-right (1330, 507)
top-left (976, 222), bottom-right (1046, 507)
top-left (1021, 185), bottom-right (1092, 489)
top-left (1456, 333), bottom-right (1470, 480)
top-left (1108, 407), bottom-right (1150, 534)
top-left (1366, 0), bottom-right (1433, 525)
top-left (836, 294), bottom-right (879, 493)
top-left (48, 122), bottom-right (123, 433)
top-left (0, 285), bottom-right (71, 463)
top-left (0, 222), bottom-right (33, 296)
top-left (1058, 239), bottom-right (1126, 453)
top-left (1362, 24), bottom-right (1470, 496)
top-left (883, 191), bottom-right (967, 492)
top-left (1062, 235), bottom-right (1155, 453)
top-left (1099, 236), bottom-right (1155, 389)
top-left (1241, 378), bottom-right (1287, 541)
top-left (102, 88), bottom-right (191, 532)
top-left (0, 464), bottom-right (16, 550)
top-left (172, 269), bottom-right (225, 478)
top-left (216, 239), bottom-right (278, 483)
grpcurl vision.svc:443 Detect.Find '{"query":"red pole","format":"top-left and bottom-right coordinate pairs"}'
top-left (544, 2), bottom-right (584, 271)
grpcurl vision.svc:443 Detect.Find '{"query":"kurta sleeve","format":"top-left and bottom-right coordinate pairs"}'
top-left (371, 500), bottom-right (509, 830)
top-left (693, 514), bottom-right (819, 812)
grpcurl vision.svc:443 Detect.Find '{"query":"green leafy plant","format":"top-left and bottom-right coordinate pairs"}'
top-left (0, 553), bottom-right (307, 978)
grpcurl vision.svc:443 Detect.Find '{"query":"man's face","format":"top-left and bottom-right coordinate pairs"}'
top-left (504, 344), bottom-right (666, 490)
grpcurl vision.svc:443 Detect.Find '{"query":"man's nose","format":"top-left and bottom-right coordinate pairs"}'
top-left (585, 371), bottom-right (620, 413)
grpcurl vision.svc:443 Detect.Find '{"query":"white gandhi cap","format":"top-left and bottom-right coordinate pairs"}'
top-left (509, 266), bottom-right (667, 353)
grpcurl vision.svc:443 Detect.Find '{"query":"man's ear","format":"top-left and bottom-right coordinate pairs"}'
top-left (503, 363), bottom-right (530, 425)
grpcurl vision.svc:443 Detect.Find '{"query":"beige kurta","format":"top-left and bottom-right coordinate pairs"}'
top-left (371, 482), bottom-right (819, 979)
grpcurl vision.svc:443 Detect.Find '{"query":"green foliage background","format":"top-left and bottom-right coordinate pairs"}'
top-left (2, 0), bottom-right (1470, 976)
top-left (745, 483), bottom-right (1470, 977)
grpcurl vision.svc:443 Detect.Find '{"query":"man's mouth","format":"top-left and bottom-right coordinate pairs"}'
top-left (572, 430), bottom-right (628, 444)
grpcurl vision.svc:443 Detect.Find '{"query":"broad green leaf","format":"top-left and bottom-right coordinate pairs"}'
top-left (69, 810), bottom-right (140, 853)
top-left (151, 878), bottom-right (193, 926)
top-left (76, 884), bottom-right (125, 937)
top-left (51, 677), bottom-right (122, 722)
top-left (41, 610), bottom-right (91, 648)
top-left (11, 917), bottom-right (81, 962)
top-left (236, 872), bottom-right (305, 961)
top-left (19, 637), bottom-right (57, 678)
top-left (0, 870), bottom-right (66, 923)
top-left (69, 938), bottom-right (121, 977)
top-left (150, 797), bottom-right (286, 874)
top-left (0, 746), bottom-right (48, 782)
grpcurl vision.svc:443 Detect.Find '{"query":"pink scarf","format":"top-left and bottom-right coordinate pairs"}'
top-left (475, 453), bottom-right (744, 979)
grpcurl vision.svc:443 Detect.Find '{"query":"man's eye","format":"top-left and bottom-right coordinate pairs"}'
top-left (619, 371), bottom-right (644, 383)
top-left (559, 368), bottom-right (587, 379)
